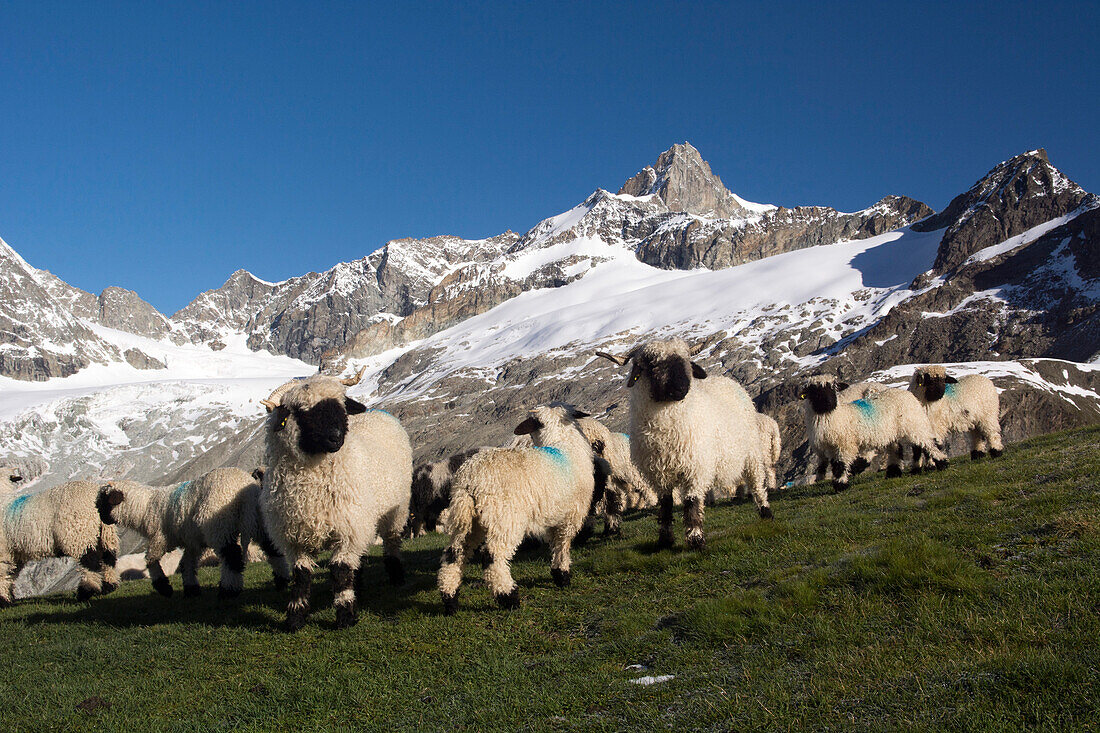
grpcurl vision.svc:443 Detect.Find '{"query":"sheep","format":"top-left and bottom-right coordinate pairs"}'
top-left (802, 381), bottom-right (887, 482)
top-left (576, 417), bottom-right (655, 535)
top-left (596, 339), bottom-right (771, 552)
top-left (101, 467), bottom-right (290, 599)
top-left (909, 366), bottom-right (1003, 460)
top-left (0, 481), bottom-right (123, 605)
top-left (437, 404), bottom-right (601, 614)
top-left (408, 449), bottom-right (479, 537)
top-left (260, 368), bottom-right (413, 631)
top-left (755, 412), bottom-right (782, 494)
top-left (798, 375), bottom-right (948, 492)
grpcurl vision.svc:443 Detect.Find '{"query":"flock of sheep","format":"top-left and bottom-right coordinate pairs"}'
top-left (0, 338), bottom-right (1003, 631)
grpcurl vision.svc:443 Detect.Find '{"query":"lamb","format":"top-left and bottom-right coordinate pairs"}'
top-left (909, 366), bottom-right (1003, 460)
top-left (799, 375), bottom-right (948, 491)
top-left (576, 417), bottom-right (655, 535)
top-left (408, 449), bottom-right (479, 537)
top-left (260, 369), bottom-right (413, 631)
top-left (101, 467), bottom-right (290, 599)
top-left (0, 481), bottom-right (123, 605)
top-left (596, 339), bottom-right (771, 552)
top-left (437, 404), bottom-right (600, 614)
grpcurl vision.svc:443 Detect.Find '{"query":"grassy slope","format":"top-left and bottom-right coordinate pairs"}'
top-left (3, 426), bottom-right (1100, 731)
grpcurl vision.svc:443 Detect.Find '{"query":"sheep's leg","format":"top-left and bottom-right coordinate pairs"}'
top-left (683, 490), bottom-right (707, 550)
top-left (656, 492), bottom-right (675, 549)
top-left (217, 539), bottom-right (246, 599)
top-left (885, 443), bottom-right (904, 478)
top-left (0, 561), bottom-right (19, 607)
top-left (145, 537), bottom-right (173, 597)
top-left (980, 417), bottom-right (1004, 457)
top-left (919, 438), bottom-right (949, 470)
top-left (257, 530), bottom-right (291, 591)
top-left (285, 554), bottom-right (314, 632)
top-left (603, 483), bottom-right (624, 536)
top-left (380, 509), bottom-right (406, 587)
top-left (76, 547), bottom-right (105, 601)
top-left (438, 524), bottom-right (485, 615)
top-left (746, 461), bottom-right (773, 520)
top-left (831, 450), bottom-right (855, 492)
top-left (99, 530), bottom-right (120, 595)
top-left (547, 526), bottom-right (573, 588)
top-left (969, 428), bottom-right (988, 460)
top-left (813, 454), bottom-right (829, 483)
top-left (484, 527), bottom-right (522, 610)
top-left (180, 548), bottom-right (202, 598)
top-left (328, 550), bottom-right (361, 630)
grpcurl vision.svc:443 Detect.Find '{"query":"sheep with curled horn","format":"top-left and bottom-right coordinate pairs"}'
top-left (595, 339), bottom-right (771, 552)
top-left (259, 367), bottom-right (413, 631)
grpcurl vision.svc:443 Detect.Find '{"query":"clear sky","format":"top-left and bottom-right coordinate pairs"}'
top-left (1, 2), bottom-right (1097, 314)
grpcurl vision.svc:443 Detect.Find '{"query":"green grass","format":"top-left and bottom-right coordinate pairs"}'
top-left (4, 426), bottom-right (1100, 731)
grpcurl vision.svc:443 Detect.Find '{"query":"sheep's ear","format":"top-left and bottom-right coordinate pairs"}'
top-left (945, 375), bottom-right (958, 384)
top-left (591, 439), bottom-right (606, 455)
top-left (570, 408), bottom-right (591, 420)
top-left (514, 417), bottom-right (542, 435)
top-left (691, 362), bottom-right (708, 379)
top-left (104, 488), bottom-right (124, 507)
top-left (836, 381), bottom-right (850, 392)
top-left (345, 397), bottom-right (368, 414)
top-left (251, 467), bottom-right (265, 482)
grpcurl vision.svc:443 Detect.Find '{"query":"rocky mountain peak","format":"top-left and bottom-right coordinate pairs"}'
top-left (914, 148), bottom-right (1090, 272)
top-left (618, 142), bottom-right (752, 219)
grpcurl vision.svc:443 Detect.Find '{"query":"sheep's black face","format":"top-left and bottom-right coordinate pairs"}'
top-left (917, 373), bottom-right (955, 402)
top-left (96, 486), bottom-right (124, 525)
top-left (801, 383), bottom-right (838, 414)
top-left (639, 354), bottom-right (705, 402)
top-left (295, 398), bottom-right (350, 454)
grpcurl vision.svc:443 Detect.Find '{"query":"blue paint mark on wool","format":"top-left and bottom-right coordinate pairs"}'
top-left (370, 409), bottom-right (392, 417)
top-left (170, 481), bottom-right (191, 506)
top-left (945, 383), bottom-right (958, 398)
top-left (537, 446), bottom-right (569, 468)
top-left (852, 399), bottom-right (876, 419)
top-left (5, 494), bottom-right (29, 519)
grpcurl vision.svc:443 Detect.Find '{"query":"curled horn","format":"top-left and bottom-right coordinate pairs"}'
top-left (260, 380), bottom-right (298, 413)
top-left (595, 348), bottom-right (636, 366)
top-left (340, 366), bottom-right (367, 386)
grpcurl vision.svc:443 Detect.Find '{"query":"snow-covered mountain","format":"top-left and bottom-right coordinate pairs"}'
top-left (2, 143), bottom-right (1099, 597)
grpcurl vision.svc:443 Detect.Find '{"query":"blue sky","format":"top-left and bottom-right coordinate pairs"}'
top-left (1, 2), bottom-right (1097, 314)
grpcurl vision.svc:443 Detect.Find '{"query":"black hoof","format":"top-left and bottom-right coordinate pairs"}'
top-left (495, 589), bottom-right (520, 610)
top-left (910, 465), bottom-right (924, 475)
top-left (76, 585), bottom-right (97, 602)
top-left (551, 569), bottom-right (571, 588)
top-left (383, 556), bottom-right (405, 586)
top-left (935, 459), bottom-right (948, 471)
top-left (284, 611), bottom-right (308, 633)
top-left (217, 585), bottom-right (241, 600)
top-left (990, 448), bottom-right (1003, 458)
top-left (273, 574), bottom-right (290, 592)
top-left (686, 534), bottom-right (706, 551)
top-left (851, 457), bottom-right (870, 475)
top-left (832, 481), bottom-right (849, 493)
top-left (970, 450), bottom-right (985, 461)
top-left (334, 603), bottom-right (358, 629)
top-left (441, 593), bottom-right (459, 616)
top-left (759, 506), bottom-right (774, 520)
top-left (185, 584), bottom-right (203, 598)
top-left (101, 580), bottom-right (119, 595)
top-left (152, 577), bottom-right (173, 597)
top-left (885, 465), bottom-right (903, 479)
top-left (0, 597), bottom-right (12, 609)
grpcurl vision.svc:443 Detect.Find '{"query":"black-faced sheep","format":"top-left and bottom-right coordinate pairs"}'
top-left (102, 467), bottom-right (290, 599)
top-left (260, 369), bottom-right (413, 631)
top-left (909, 366), bottom-right (1003, 460)
top-left (576, 418), bottom-right (655, 535)
top-left (0, 481), bottom-right (123, 605)
top-left (408, 449), bottom-right (479, 537)
top-left (799, 375), bottom-right (948, 491)
top-left (596, 339), bottom-right (771, 552)
top-left (437, 405), bottom-right (600, 614)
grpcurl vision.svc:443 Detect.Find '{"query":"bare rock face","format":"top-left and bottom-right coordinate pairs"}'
top-left (96, 286), bottom-right (179, 342)
top-left (914, 149), bottom-right (1090, 273)
top-left (619, 142), bottom-right (751, 219)
top-left (123, 348), bottom-right (167, 370)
